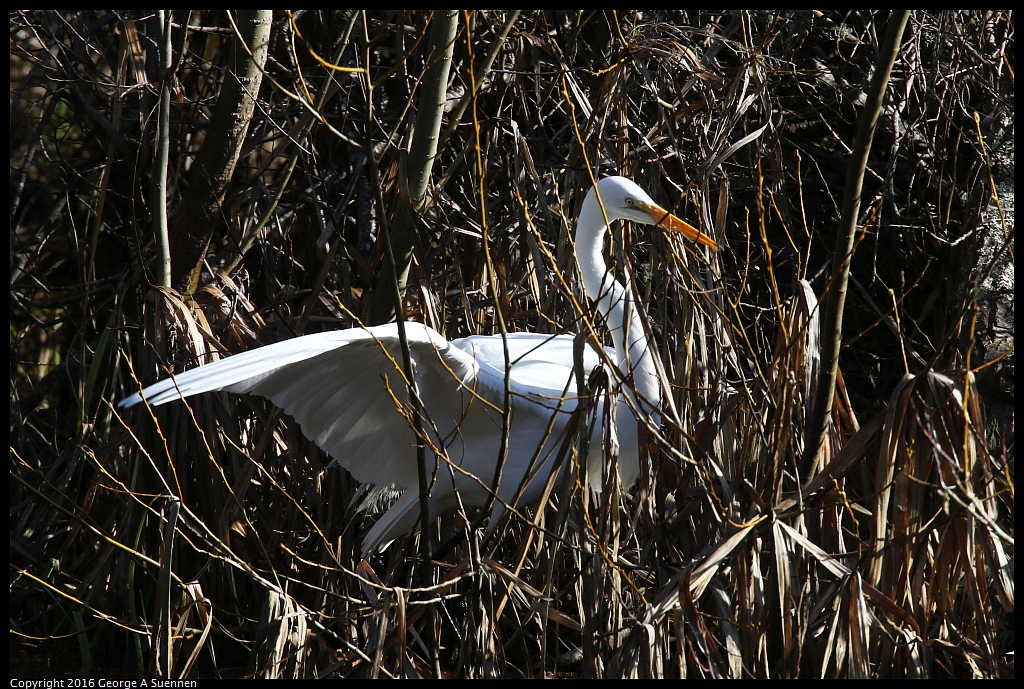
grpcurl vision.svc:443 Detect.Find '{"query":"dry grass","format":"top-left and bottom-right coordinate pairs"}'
top-left (11, 10), bottom-right (1013, 678)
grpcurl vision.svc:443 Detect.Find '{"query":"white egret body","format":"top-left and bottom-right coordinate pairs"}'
top-left (119, 176), bottom-right (717, 552)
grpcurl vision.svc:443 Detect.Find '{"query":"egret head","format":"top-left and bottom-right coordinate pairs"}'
top-left (592, 175), bottom-right (719, 249)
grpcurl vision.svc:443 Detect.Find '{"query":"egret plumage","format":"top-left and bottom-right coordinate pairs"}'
top-left (119, 176), bottom-right (718, 553)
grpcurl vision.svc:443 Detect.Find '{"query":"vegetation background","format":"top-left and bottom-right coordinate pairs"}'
top-left (11, 10), bottom-right (1013, 678)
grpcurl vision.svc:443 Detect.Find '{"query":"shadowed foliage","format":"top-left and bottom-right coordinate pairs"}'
top-left (11, 10), bottom-right (1012, 678)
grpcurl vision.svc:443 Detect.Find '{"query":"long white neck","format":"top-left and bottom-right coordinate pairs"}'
top-left (576, 186), bottom-right (660, 414)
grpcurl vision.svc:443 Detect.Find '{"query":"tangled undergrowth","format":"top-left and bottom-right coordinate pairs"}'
top-left (11, 10), bottom-right (1013, 678)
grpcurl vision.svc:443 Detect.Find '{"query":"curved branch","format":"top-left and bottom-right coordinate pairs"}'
top-left (801, 10), bottom-right (911, 486)
top-left (369, 10), bottom-right (459, 325)
top-left (168, 10), bottom-right (272, 295)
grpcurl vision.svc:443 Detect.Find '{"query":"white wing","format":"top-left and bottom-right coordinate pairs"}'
top-left (119, 324), bottom-right (599, 491)
top-left (121, 323), bottom-right (484, 490)
top-left (120, 324), bottom-right (634, 551)
top-left (453, 332), bottom-right (614, 406)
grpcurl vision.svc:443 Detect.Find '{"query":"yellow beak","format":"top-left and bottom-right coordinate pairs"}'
top-left (638, 200), bottom-right (719, 250)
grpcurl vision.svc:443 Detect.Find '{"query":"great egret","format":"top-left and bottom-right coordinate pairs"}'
top-left (119, 176), bottom-right (718, 553)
